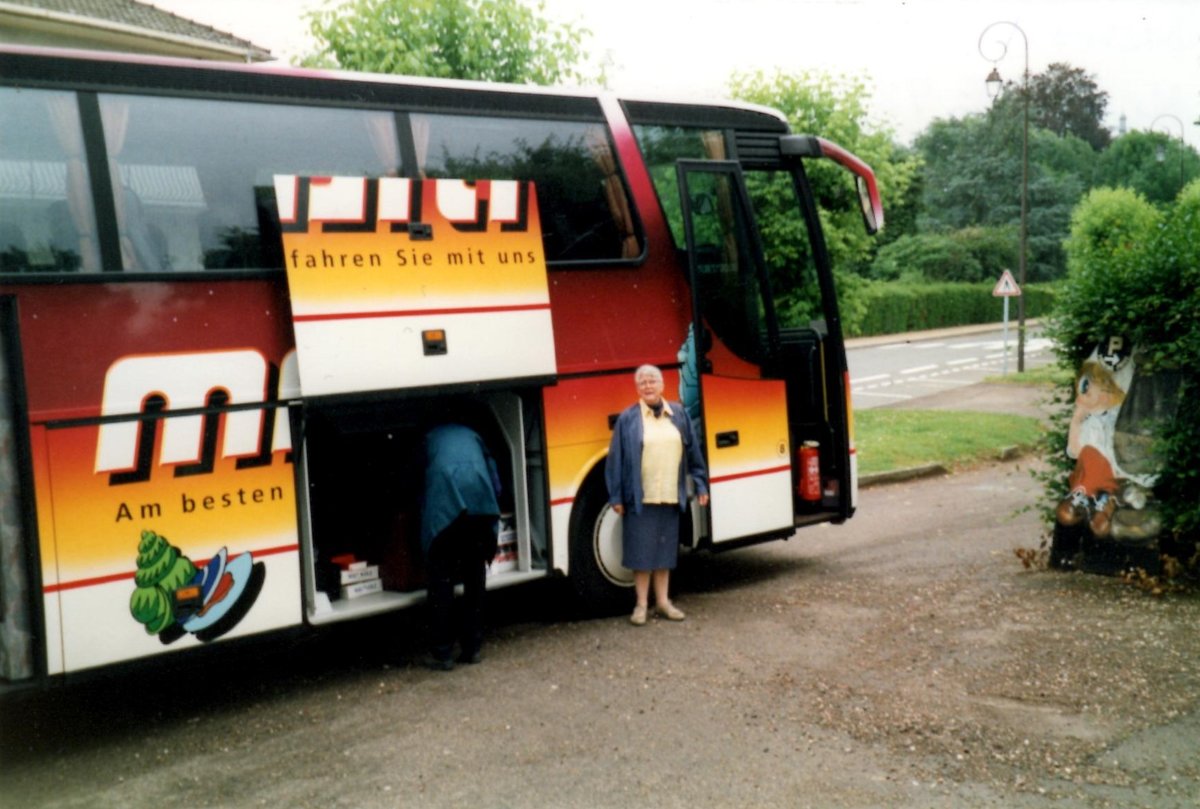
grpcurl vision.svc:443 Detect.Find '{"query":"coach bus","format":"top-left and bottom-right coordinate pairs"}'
top-left (0, 44), bottom-right (882, 685)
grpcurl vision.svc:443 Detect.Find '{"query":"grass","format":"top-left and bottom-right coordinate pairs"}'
top-left (983, 363), bottom-right (1073, 387)
top-left (854, 408), bottom-right (1045, 477)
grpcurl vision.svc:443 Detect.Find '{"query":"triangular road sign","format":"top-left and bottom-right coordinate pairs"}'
top-left (992, 269), bottom-right (1021, 297)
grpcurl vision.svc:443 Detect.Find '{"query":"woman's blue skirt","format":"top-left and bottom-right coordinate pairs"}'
top-left (621, 503), bottom-right (680, 571)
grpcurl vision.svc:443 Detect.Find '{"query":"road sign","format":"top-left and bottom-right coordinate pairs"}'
top-left (992, 269), bottom-right (1021, 297)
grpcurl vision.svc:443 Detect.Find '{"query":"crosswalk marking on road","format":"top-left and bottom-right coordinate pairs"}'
top-left (849, 333), bottom-right (1054, 401)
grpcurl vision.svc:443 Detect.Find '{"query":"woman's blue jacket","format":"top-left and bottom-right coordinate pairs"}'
top-left (605, 402), bottom-right (709, 515)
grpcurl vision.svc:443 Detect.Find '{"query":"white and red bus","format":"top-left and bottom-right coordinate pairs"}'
top-left (0, 45), bottom-right (881, 684)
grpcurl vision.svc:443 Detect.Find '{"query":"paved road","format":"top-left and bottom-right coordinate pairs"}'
top-left (848, 324), bottom-right (1056, 410)
top-left (5, 447), bottom-right (1198, 809)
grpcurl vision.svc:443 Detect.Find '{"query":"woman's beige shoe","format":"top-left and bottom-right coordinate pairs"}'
top-left (630, 605), bottom-right (648, 626)
top-left (656, 602), bottom-right (685, 621)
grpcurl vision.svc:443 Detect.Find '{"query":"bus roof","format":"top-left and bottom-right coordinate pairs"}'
top-left (0, 43), bottom-right (788, 130)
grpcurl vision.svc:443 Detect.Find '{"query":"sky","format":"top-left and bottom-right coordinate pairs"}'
top-left (147, 0), bottom-right (1199, 145)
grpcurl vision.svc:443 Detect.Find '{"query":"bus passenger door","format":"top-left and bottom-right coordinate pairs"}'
top-left (676, 161), bottom-right (794, 544)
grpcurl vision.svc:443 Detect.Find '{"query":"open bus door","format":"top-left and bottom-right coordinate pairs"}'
top-left (676, 161), bottom-right (795, 544)
top-left (273, 175), bottom-right (556, 624)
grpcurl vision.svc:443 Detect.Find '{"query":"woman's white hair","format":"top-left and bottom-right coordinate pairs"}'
top-left (634, 364), bottom-right (663, 382)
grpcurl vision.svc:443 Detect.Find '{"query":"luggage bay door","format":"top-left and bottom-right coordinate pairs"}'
top-left (274, 176), bottom-right (557, 398)
top-left (676, 161), bottom-right (794, 544)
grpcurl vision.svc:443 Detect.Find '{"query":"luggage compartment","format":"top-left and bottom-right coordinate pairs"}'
top-left (297, 389), bottom-right (549, 625)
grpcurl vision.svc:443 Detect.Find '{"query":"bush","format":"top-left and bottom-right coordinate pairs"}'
top-left (869, 234), bottom-right (978, 282)
top-left (1055, 187), bottom-right (1161, 353)
top-left (1045, 182), bottom-right (1200, 542)
top-left (868, 225), bottom-right (1016, 284)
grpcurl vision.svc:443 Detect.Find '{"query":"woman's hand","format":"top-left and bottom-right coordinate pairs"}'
top-left (697, 494), bottom-right (709, 507)
top-left (613, 504), bottom-right (624, 515)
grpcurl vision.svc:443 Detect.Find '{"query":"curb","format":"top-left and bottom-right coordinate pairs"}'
top-left (860, 463), bottom-right (948, 488)
top-left (860, 446), bottom-right (1031, 489)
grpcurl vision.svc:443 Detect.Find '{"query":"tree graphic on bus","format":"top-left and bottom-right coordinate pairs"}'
top-left (129, 530), bottom-right (266, 644)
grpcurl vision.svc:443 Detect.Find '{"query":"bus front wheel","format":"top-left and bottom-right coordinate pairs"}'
top-left (568, 475), bottom-right (634, 614)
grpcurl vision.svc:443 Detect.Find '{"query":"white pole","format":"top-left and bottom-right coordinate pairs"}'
top-left (1001, 295), bottom-right (1010, 375)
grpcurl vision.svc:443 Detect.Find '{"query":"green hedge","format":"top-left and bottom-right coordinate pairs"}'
top-left (846, 281), bottom-right (1058, 337)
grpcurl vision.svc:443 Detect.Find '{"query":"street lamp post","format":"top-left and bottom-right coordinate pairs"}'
top-left (1151, 113), bottom-right (1185, 196)
top-left (979, 21), bottom-right (1029, 373)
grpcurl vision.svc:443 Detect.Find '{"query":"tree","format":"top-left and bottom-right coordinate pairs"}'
top-left (874, 143), bottom-right (923, 248)
top-left (914, 109), bottom-right (1095, 282)
top-left (1094, 130), bottom-right (1200, 206)
top-left (916, 115), bottom-right (1008, 230)
top-left (726, 70), bottom-right (919, 332)
top-left (910, 61), bottom-right (1112, 281)
top-left (1022, 62), bottom-right (1111, 150)
top-left (728, 70), bottom-right (919, 273)
top-left (1056, 186), bottom-right (1161, 350)
top-left (299, 0), bottom-right (600, 86)
top-left (868, 226), bottom-right (1015, 284)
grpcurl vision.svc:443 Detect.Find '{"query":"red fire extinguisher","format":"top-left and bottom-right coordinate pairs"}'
top-left (798, 440), bottom-right (821, 502)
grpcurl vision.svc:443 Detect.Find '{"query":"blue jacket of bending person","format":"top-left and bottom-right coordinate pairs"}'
top-left (420, 423), bottom-right (502, 554)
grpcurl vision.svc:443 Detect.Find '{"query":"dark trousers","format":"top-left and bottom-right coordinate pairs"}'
top-left (426, 515), bottom-right (495, 661)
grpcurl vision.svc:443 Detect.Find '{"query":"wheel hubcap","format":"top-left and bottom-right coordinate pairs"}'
top-left (592, 504), bottom-right (633, 587)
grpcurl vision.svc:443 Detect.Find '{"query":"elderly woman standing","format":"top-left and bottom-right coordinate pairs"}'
top-left (605, 365), bottom-right (709, 626)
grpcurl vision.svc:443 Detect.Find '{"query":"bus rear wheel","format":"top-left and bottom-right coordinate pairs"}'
top-left (568, 475), bottom-right (634, 614)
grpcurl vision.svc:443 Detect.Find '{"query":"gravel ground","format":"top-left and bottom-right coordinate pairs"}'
top-left (4, 453), bottom-right (1198, 809)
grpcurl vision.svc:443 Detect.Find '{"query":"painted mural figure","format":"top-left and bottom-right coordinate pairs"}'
top-left (1056, 338), bottom-right (1133, 537)
top-left (1055, 336), bottom-right (1163, 541)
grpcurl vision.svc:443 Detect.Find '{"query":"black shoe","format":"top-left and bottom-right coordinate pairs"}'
top-left (458, 649), bottom-right (482, 665)
top-left (425, 655), bottom-right (455, 672)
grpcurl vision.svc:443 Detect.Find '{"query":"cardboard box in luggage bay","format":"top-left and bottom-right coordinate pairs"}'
top-left (341, 577), bottom-right (383, 599)
top-left (329, 555), bottom-right (383, 599)
top-left (489, 515), bottom-right (517, 575)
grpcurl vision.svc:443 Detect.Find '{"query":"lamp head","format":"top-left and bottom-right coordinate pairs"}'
top-left (985, 67), bottom-right (1003, 99)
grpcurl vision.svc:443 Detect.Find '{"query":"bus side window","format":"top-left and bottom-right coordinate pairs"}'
top-left (631, 124), bottom-right (727, 250)
top-left (0, 222), bottom-right (26, 273)
top-left (46, 200), bottom-right (81, 270)
top-left (414, 112), bottom-right (641, 264)
top-left (97, 94), bottom-right (403, 273)
top-left (114, 184), bottom-right (168, 272)
top-left (0, 88), bottom-right (101, 274)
